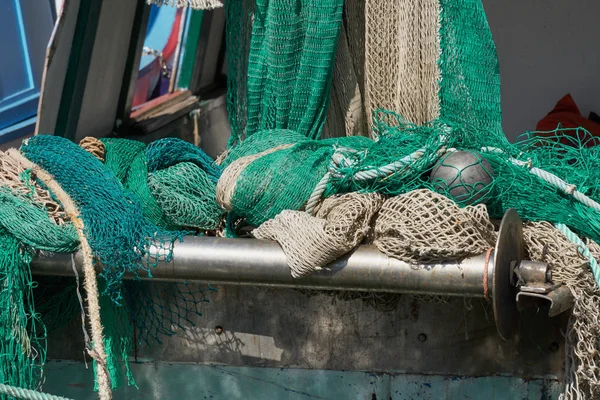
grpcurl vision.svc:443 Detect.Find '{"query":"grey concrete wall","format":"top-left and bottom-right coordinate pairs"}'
top-left (482, 0), bottom-right (600, 141)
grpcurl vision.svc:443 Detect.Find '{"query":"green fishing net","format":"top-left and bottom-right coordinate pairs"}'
top-left (222, 129), bottom-right (373, 226)
top-left (2, 0), bottom-right (598, 397)
top-left (103, 137), bottom-right (224, 232)
top-left (224, 0), bottom-right (254, 146)
top-left (0, 229), bottom-right (45, 394)
top-left (0, 186), bottom-right (77, 253)
top-left (146, 138), bottom-right (221, 183)
top-left (124, 281), bottom-right (216, 346)
top-left (34, 277), bottom-right (80, 334)
top-left (102, 138), bottom-right (174, 229)
top-left (146, 139), bottom-right (224, 231)
top-left (0, 134), bottom-right (223, 394)
top-left (149, 162), bottom-right (223, 230)
top-left (0, 172), bottom-right (79, 393)
top-left (95, 282), bottom-right (136, 390)
top-left (21, 135), bottom-right (178, 303)
top-left (226, 0), bottom-right (344, 145)
top-left (98, 138), bottom-right (222, 364)
top-left (439, 0), bottom-right (503, 134)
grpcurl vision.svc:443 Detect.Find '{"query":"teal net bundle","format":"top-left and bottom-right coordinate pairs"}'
top-left (0, 135), bottom-right (222, 397)
top-left (21, 135), bottom-right (180, 302)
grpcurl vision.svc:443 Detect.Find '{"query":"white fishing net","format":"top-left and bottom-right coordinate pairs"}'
top-left (254, 192), bottom-right (384, 277)
top-left (373, 189), bottom-right (496, 262)
top-left (364, 0), bottom-right (441, 126)
top-left (524, 222), bottom-right (600, 400)
top-left (256, 189), bottom-right (600, 397)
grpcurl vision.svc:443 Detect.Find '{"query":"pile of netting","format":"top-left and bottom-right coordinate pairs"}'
top-left (216, 118), bottom-right (600, 399)
top-left (4, 124), bottom-right (600, 398)
top-left (1, 0), bottom-right (599, 399)
top-left (218, 0), bottom-right (600, 396)
top-left (0, 136), bottom-right (221, 398)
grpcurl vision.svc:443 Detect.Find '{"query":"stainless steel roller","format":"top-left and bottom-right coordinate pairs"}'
top-left (31, 209), bottom-right (562, 340)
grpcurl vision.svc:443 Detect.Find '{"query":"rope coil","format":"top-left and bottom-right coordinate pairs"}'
top-left (0, 383), bottom-right (73, 400)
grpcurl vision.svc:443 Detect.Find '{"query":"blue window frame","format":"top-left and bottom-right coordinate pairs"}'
top-left (0, 0), bottom-right (54, 143)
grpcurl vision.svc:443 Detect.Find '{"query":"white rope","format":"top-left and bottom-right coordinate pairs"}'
top-left (0, 383), bottom-right (72, 400)
top-left (305, 172), bottom-right (331, 216)
top-left (306, 139), bottom-right (449, 216)
top-left (352, 149), bottom-right (426, 181)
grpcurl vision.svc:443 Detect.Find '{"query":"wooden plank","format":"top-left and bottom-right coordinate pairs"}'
top-left (73, 0), bottom-right (140, 141)
top-left (54, 0), bottom-right (104, 140)
top-left (35, 0), bottom-right (81, 135)
top-left (128, 94), bottom-right (199, 135)
top-left (129, 89), bottom-right (192, 121)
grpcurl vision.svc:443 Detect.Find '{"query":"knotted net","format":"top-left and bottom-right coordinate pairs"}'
top-left (0, 0), bottom-right (596, 398)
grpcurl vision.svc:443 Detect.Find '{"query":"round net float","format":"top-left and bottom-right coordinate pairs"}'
top-left (429, 150), bottom-right (495, 205)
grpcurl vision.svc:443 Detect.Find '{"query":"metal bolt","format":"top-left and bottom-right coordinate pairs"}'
top-left (418, 333), bottom-right (427, 342)
top-left (215, 326), bottom-right (224, 335)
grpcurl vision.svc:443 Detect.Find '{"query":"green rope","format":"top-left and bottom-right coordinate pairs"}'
top-left (555, 223), bottom-right (600, 287)
top-left (0, 383), bottom-right (72, 400)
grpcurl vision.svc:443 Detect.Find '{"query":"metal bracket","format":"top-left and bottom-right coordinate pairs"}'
top-left (516, 285), bottom-right (574, 317)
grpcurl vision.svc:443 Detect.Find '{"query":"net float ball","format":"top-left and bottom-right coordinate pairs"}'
top-left (429, 150), bottom-right (495, 205)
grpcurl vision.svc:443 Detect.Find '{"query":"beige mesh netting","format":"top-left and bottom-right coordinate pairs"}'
top-left (523, 222), bottom-right (600, 400)
top-left (79, 136), bottom-right (106, 162)
top-left (373, 189), bottom-right (496, 262)
top-left (363, 0), bottom-right (441, 126)
top-left (254, 192), bottom-right (385, 278)
top-left (0, 151), bottom-right (67, 225)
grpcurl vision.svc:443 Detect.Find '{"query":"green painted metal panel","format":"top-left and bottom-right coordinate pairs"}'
top-left (177, 10), bottom-right (204, 90)
top-left (42, 361), bottom-right (560, 399)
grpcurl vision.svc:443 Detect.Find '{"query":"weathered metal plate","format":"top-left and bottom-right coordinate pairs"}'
top-left (47, 284), bottom-right (566, 378)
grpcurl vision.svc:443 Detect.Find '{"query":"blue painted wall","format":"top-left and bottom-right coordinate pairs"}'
top-left (0, 0), bottom-right (53, 142)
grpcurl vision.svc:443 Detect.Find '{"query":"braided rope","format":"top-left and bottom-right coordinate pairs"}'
top-left (352, 149), bottom-right (427, 181)
top-left (555, 223), bottom-right (600, 288)
top-left (79, 137), bottom-right (106, 163)
top-left (516, 162), bottom-right (600, 211)
top-left (306, 143), bottom-right (448, 215)
top-left (0, 383), bottom-right (72, 400)
top-left (9, 150), bottom-right (113, 400)
top-left (305, 172), bottom-right (331, 216)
